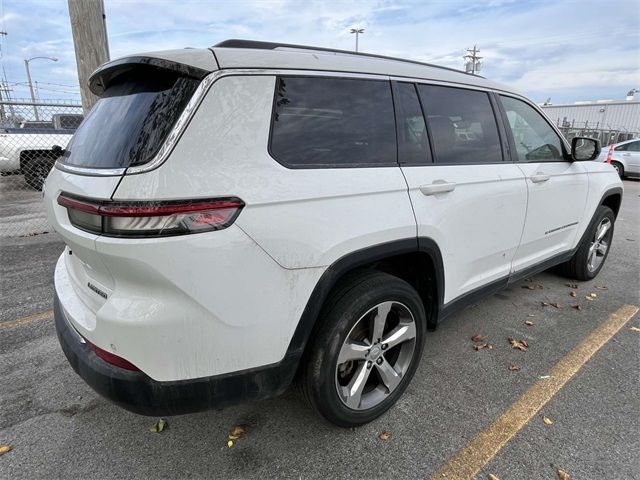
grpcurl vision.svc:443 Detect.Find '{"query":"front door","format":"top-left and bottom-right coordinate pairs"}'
top-left (497, 95), bottom-right (589, 273)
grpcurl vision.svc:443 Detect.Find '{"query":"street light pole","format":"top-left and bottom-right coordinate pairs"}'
top-left (24, 56), bottom-right (58, 121)
top-left (350, 28), bottom-right (364, 52)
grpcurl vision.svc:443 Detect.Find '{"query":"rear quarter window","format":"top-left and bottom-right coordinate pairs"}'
top-left (270, 76), bottom-right (397, 168)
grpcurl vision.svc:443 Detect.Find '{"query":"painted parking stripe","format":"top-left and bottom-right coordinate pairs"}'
top-left (0, 309), bottom-right (53, 330)
top-left (431, 304), bottom-right (639, 480)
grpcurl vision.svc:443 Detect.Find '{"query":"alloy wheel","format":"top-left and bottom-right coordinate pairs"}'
top-left (587, 217), bottom-right (612, 273)
top-left (335, 301), bottom-right (416, 410)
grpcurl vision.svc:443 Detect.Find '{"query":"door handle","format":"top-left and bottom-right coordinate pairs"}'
top-left (419, 180), bottom-right (456, 196)
top-left (529, 173), bottom-right (550, 183)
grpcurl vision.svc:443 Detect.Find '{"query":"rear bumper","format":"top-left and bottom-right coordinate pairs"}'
top-left (54, 293), bottom-right (298, 416)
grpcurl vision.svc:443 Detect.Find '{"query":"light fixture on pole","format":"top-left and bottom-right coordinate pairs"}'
top-left (24, 56), bottom-right (58, 121)
top-left (350, 28), bottom-right (364, 52)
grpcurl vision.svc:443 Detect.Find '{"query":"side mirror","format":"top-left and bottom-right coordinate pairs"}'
top-left (571, 137), bottom-right (600, 161)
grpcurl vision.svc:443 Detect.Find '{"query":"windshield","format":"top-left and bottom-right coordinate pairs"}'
top-left (60, 72), bottom-right (200, 169)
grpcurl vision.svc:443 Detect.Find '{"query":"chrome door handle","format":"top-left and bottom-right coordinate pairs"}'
top-left (530, 173), bottom-right (550, 183)
top-left (419, 180), bottom-right (456, 196)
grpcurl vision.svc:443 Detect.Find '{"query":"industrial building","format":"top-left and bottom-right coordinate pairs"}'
top-left (541, 98), bottom-right (639, 145)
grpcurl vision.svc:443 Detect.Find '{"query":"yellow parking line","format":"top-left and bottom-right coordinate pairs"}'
top-left (0, 309), bottom-right (53, 330)
top-left (431, 304), bottom-right (639, 480)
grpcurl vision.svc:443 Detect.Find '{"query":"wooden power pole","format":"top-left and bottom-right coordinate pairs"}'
top-left (68, 0), bottom-right (110, 113)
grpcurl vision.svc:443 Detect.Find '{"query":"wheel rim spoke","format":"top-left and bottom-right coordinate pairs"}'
top-left (370, 302), bottom-right (391, 344)
top-left (375, 358), bottom-right (401, 393)
top-left (338, 340), bottom-right (370, 364)
top-left (596, 220), bottom-right (611, 241)
top-left (597, 242), bottom-right (608, 256)
top-left (343, 362), bottom-right (371, 409)
top-left (381, 322), bottom-right (416, 350)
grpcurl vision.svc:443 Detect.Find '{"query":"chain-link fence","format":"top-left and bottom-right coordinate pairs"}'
top-left (0, 99), bottom-right (83, 238)
top-left (553, 120), bottom-right (639, 146)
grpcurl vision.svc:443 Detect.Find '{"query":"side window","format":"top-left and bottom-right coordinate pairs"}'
top-left (500, 95), bottom-right (565, 162)
top-left (417, 84), bottom-right (502, 164)
top-left (270, 76), bottom-right (396, 167)
top-left (394, 82), bottom-right (432, 165)
top-left (622, 141), bottom-right (640, 152)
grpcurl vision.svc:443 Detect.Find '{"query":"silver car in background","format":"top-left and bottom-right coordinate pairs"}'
top-left (598, 138), bottom-right (640, 179)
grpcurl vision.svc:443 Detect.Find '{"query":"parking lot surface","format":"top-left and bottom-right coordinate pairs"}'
top-left (1, 180), bottom-right (639, 480)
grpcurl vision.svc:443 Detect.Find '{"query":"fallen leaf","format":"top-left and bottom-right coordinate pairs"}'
top-left (520, 339), bottom-right (529, 348)
top-left (528, 314), bottom-right (535, 317)
top-left (0, 445), bottom-right (11, 455)
top-left (149, 418), bottom-right (167, 433)
top-left (522, 284), bottom-right (543, 290)
top-left (586, 293), bottom-right (597, 301)
top-left (508, 338), bottom-right (528, 351)
top-left (595, 285), bottom-right (608, 290)
top-left (541, 301), bottom-right (550, 306)
top-left (379, 431), bottom-right (391, 441)
top-left (474, 343), bottom-right (488, 351)
top-left (539, 375), bottom-right (551, 379)
top-left (572, 305), bottom-right (582, 311)
top-left (629, 326), bottom-right (640, 333)
top-left (227, 440), bottom-right (234, 448)
top-left (569, 291), bottom-right (577, 298)
top-left (558, 468), bottom-right (571, 480)
top-left (550, 302), bottom-right (561, 309)
top-left (231, 425), bottom-right (246, 437)
top-left (543, 416), bottom-right (554, 425)
top-left (471, 334), bottom-right (485, 343)
top-left (508, 365), bottom-right (521, 371)
top-left (565, 283), bottom-right (578, 289)
top-left (488, 474), bottom-right (501, 480)
top-left (525, 320), bottom-right (534, 326)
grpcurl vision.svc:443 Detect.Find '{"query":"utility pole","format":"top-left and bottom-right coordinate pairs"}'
top-left (350, 28), bottom-right (364, 52)
top-left (68, 0), bottom-right (110, 113)
top-left (463, 45), bottom-right (482, 75)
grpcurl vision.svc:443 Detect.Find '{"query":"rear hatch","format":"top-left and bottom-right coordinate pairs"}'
top-left (45, 50), bottom-right (216, 316)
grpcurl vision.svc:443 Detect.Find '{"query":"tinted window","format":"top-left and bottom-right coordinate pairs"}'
top-left (418, 85), bottom-right (502, 164)
top-left (270, 77), bottom-right (396, 167)
top-left (394, 83), bottom-right (431, 165)
top-left (620, 141), bottom-right (640, 152)
top-left (500, 96), bottom-right (564, 162)
top-left (60, 72), bottom-right (200, 169)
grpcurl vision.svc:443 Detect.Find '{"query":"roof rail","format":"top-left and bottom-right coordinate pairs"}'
top-left (213, 39), bottom-right (480, 77)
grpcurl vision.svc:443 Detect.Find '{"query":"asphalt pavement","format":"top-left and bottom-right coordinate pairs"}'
top-left (1, 180), bottom-right (639, 480)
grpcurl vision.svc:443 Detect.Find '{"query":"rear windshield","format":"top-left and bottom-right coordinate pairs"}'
top-left (60, 72), bottom-right (200, 169)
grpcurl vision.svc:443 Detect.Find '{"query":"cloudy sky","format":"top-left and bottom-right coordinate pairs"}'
top-left (1, 0), bottom-right (638, 104)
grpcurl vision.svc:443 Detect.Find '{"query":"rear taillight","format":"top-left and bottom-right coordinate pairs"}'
top-left (606, 145), bottom-right (613, 163)
top-left (57, 193), bottom-right (244, 237)
top-left (85, 339), bottom-right (140, 371)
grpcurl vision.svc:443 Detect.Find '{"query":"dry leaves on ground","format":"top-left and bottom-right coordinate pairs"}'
top-left (569, 291), bottom-right (577, 298)
top-left (227, 425), bottom-right (247, 447)
top-left (525, 320), bottom-right (534, 326)
top-left (471, 334), bottom-right (485, 343)
top-left (149, 418), bottom-right (167, 433)
top-left (488, 474), bottom-right (501, 480)
top-left (595, 285), bottom-right (608, 290)
top-left (629, 326), bottom-right (640, 333)
top-left (472, 334), bottom-right (492, 351)
top-left (558, 468), bottom-right (571, 480)
top-left (586, 293), bottom-right (597, 301)
top-left (572, 305), bottom-right (582, 311)
top-left (0, 445), bottom-right (11, 455)
top-left (565, 283), bottom-right (578, 289)
top-left (522, 284), bottom-right (544, 290)
top-left (543, 416), bottom-right (554, 425)
top-left (378, 431), bottom-right (391, 441)
top-left (509, 338), bottom-right (528, 351)
top-left (508, 365), bottom-right (521, 372)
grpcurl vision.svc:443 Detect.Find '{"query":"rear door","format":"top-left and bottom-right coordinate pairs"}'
top-left (615, 140), bottom-right (640, 175)
top-left (497, 95), bottom-right (588, 272)
top-left (396, 82), bottom-right (527, 305)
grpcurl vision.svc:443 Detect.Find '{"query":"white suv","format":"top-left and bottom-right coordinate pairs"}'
top-left (44, 40), bottom-right (623, 427)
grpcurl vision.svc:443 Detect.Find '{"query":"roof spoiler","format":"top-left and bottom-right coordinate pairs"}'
top-left (88, 56), bottom-right (210, 95)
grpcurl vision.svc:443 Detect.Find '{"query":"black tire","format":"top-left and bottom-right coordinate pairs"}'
top-left (23, 157), bottom-right (53, 191)
top-left (300, 271), bottom-right (426, 427)
top-left (611, 161), bottom-right (624, 179)
top-left (560, 205), bottom-right (615, 281)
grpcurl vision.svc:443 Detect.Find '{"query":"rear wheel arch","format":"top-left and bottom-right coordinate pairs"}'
top-left (289, 238), bottom-right (444, 365)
